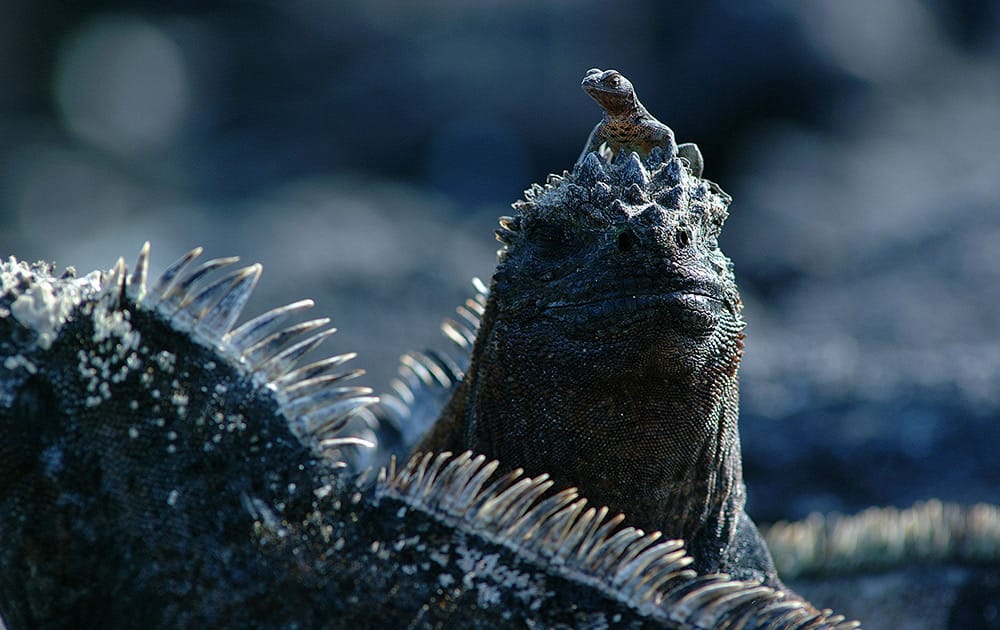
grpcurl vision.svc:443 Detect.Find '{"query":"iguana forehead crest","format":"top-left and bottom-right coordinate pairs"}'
top-left (498, 147), bottom-right (730, 255)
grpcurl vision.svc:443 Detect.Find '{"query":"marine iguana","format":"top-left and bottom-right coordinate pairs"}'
top-left (577, 68), bottom-right (704, 178)
top-left (417, 139), bottom-right (784, 587)
top-left (0, 246), bottom-right (857, 628)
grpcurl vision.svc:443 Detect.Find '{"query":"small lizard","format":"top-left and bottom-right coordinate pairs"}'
top-left (578, 68), bottom-right (704, 177)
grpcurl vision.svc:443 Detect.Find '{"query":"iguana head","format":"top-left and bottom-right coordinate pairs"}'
top-left (582, 68), bottom-right (638, 117)
top-left (493, 149), bottom-right (742, 380)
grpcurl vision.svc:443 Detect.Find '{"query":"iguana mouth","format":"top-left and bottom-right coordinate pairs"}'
top-left (545, 277), bottom-right (725, 310)
top-left (542, 289), bottom-right (723, 337)
top-left (545, 290), bottom-right (720, 313)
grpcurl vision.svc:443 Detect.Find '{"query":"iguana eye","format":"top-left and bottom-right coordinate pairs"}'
top-left (606, 74), bottom-right (621, 87)
top-left (674, 228), bottom-right (691, 248)
top-left (528, 223), bottom-right (571, 258)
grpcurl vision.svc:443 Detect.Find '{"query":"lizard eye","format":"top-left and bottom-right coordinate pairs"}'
top-left (606, 74), bottom-right (621, 87)
top-left (674, 228), bottom-right (691, 248)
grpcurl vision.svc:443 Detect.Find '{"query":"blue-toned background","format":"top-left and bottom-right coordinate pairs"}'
top-left (2, 1), bottom-right (998, 530)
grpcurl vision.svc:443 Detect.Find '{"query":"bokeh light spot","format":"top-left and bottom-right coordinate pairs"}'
top-left (53, 15), bottom-right (190, 155)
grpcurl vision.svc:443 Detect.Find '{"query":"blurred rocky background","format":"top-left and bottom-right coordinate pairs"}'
top-left (1, 0), bottom-right (998, 595)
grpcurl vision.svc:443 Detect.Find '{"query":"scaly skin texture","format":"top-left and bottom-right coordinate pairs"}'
top-left (577, 68), bottom-right (703, 177)
top-left (417, 146), bottom-right (782, 586)
top-left (0, 251), bottom-right (857, 629)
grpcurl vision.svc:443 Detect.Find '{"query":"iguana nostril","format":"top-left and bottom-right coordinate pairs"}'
top-left (674, 229), bottom-right (691, 248)
top-left (616, 229), bottom-right (636, 252)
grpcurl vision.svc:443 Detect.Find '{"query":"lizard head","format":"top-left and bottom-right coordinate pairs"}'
top-left (582, 68), bottom-right (638, 117)
top-left (492, 148), bottom-right (742, 379)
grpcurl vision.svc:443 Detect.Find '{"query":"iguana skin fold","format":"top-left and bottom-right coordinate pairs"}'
top-left (417, 145), bottom-right (783, 587)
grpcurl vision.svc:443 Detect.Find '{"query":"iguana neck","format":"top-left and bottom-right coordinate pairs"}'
top-left (431, 293), bottom-right (746, 569)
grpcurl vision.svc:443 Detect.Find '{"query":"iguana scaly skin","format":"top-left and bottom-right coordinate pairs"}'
top-left (0, 247), bottom-right (857, 628)
top-left (577, 68), bottom-right (704, 178)
top-left (417, 144), bottom-right (784, 586)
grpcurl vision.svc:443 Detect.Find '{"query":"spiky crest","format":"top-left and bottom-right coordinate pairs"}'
top-left (501, 149), bottom-right (731, 256)
top-left (379, 451), bottom-right (860, 629)
top-left (364, 278), bottom-right (489, 463)
top-left (93, 243), bottom-right (377, 462)
top-left (765, 500), bottom-right (1000, 579)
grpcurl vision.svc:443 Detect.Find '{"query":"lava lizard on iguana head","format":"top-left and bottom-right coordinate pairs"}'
top-left (577, 68), bottom-right (704, 178)
top-left (417, 137), bottom-right (782, 586)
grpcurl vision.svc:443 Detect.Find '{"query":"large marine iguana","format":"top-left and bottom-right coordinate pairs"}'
top-left (0, 246), bottom-right (856, 628)
top-left (417, 139), bottom-right (781, 586)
